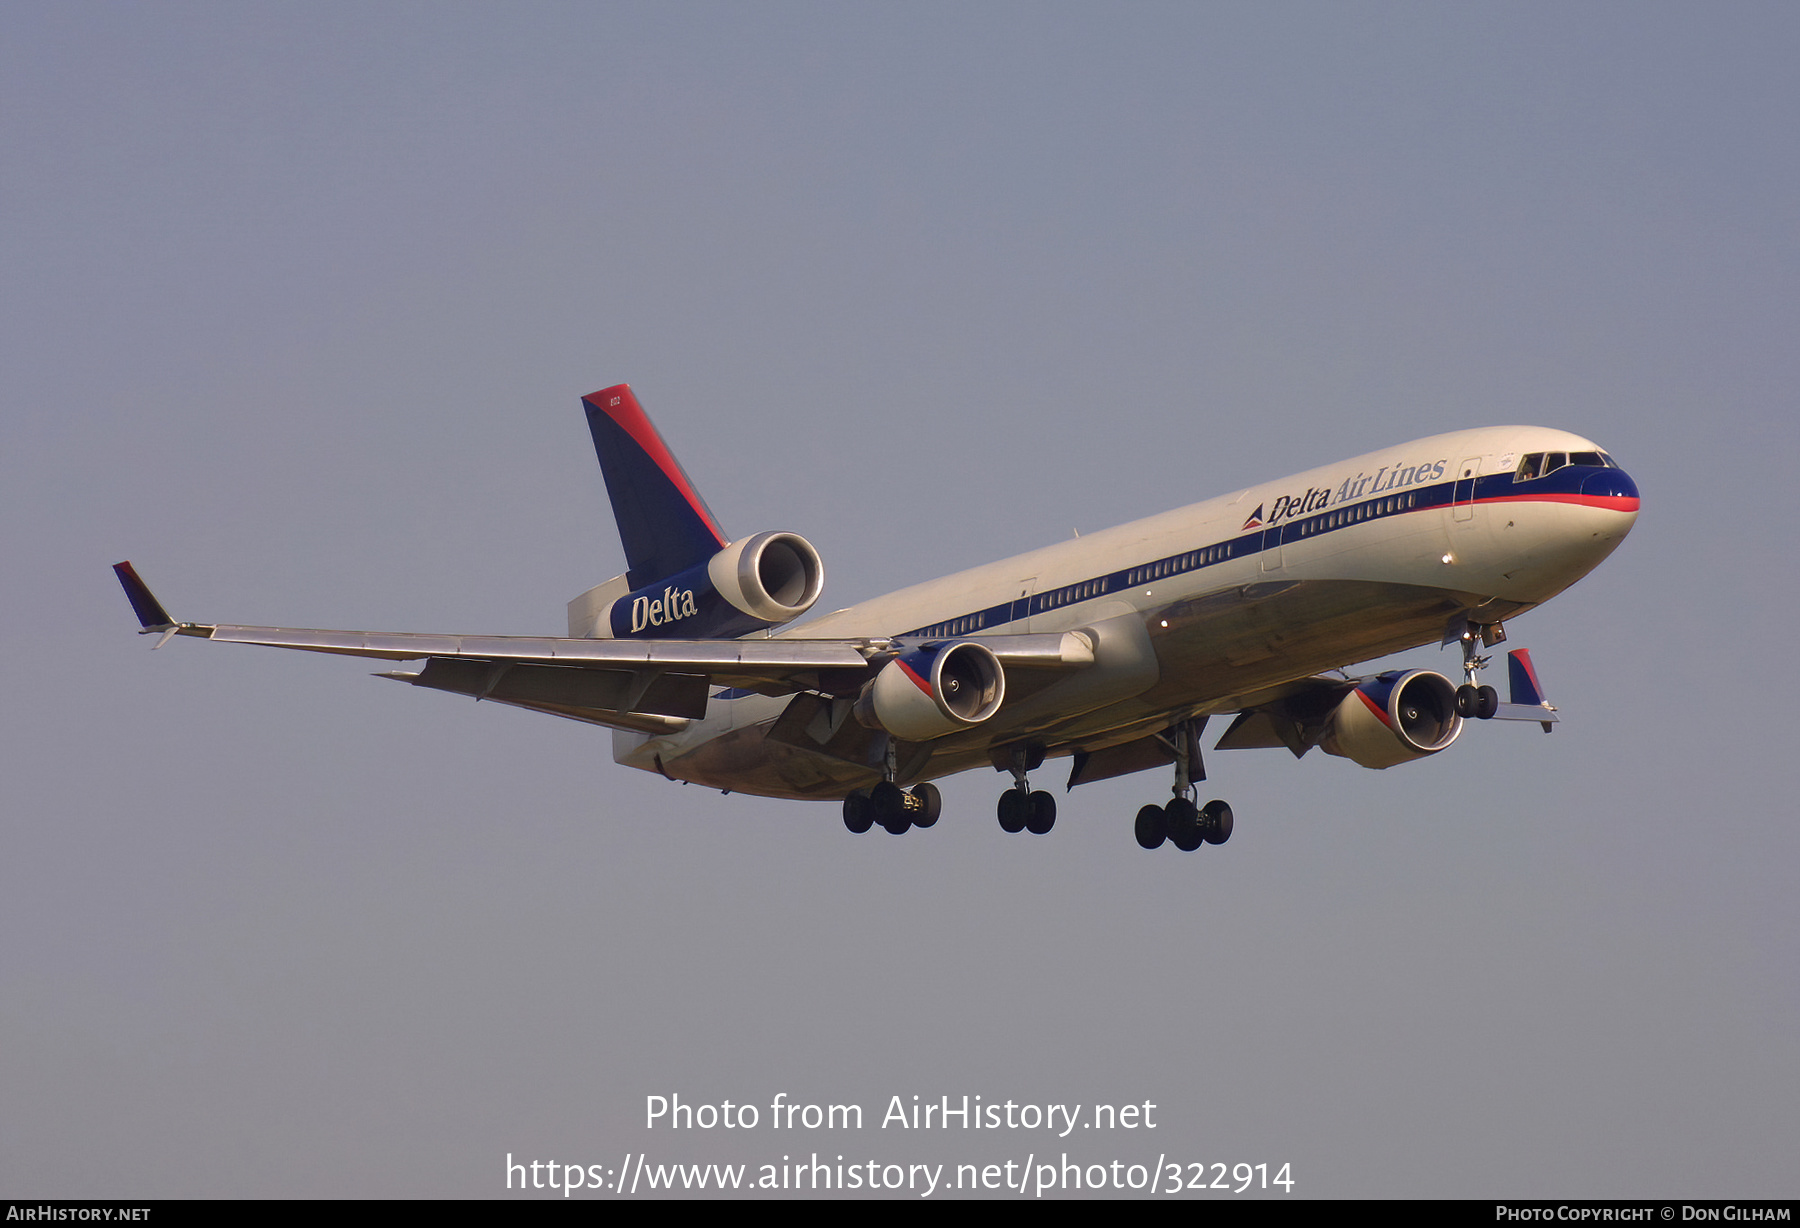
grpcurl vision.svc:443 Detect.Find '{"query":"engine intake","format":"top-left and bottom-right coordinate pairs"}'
top-left (1321, 670), bottom-right (1462, 769)
top-left (854, 642), bottom-right (1006, 742)
top-left (707, 531), bottom-right (825, 625)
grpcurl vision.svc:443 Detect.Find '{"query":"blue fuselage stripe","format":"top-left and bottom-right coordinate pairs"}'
top-left (896, 467), bottom-right (1612, 641)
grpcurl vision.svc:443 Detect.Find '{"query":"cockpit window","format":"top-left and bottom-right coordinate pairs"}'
top-left (1518, 449), bottom-right (1618, 481)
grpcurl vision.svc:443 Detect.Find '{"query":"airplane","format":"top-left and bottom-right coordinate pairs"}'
top-left (115, 383), bottom-right (1640, 851)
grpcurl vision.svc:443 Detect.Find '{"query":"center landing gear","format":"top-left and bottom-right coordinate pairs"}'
top-left (996, 743), bottom-right (1056, 835)
top-left (1134, 718), bottom-right (1234, 852)
top-left (1453, 620), bottom-right (1502, 720)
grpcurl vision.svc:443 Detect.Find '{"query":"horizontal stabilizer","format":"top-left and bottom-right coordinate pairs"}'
top-left (1489, 703), bottom-right (1560, 725)
top-left (1497, 648), bottom-right (1558, 729)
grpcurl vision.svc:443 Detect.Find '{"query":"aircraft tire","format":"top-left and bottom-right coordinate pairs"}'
top-left (997, 789), bottom-right (1027, 833)
top-left (1200, 799), bottom-right (1234, 845)
top-left (1167, 798), bottom-right (1203, 852)
top-left (1025, 790), bottom-right (1056, 834)
top-left (910, 783), bottom-right (941, 828)
top-left (871, 781), bottom-right (910, 834)
top-left (1457, 684), bottom-right (1481, 718)
top-left (1477, 684), bottom-right (1499, 720)
top-left (843, 789), bottom-right (874, 834)
top-left (1135, 804), bottom-right (1167, 850)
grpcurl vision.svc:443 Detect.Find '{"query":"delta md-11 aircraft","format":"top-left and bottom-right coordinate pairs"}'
top-left (116, 384), bottom-right (1639, 851)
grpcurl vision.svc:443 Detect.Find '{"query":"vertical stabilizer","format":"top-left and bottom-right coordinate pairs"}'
top-left (582, 385), bottom-right (729, 588)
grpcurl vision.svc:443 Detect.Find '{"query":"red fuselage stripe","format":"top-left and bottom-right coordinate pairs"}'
top-left (1475, 493), bottom-right (1640, 513)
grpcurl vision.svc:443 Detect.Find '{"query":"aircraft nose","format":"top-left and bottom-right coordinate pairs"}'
top-left (1582, 465), bottom-right (1640, 512)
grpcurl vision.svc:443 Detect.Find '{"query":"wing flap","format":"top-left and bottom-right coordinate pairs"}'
top-left (392, 657), bottom-right (709, 728)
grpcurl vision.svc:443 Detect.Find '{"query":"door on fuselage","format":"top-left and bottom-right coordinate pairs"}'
top-left (1259, 523), bottom-right (1284, 573)
top-left (1452, 457), bottom-right (1482, 522)
top-left (1011, 577), bottom-right (1037, 629)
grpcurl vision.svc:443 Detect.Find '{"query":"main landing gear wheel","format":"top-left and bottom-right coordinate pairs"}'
top-left (997, 788), bottom-right (1027, 833)
top-left (1199, 799), bottom-right (1233, 845)
top-left (842, 788), bottom-right (873, 834)
top-left (1135, 804), bottom-right (1167, 850)
top-left (910, 783), bottom-right (941, 828)
top-left (1136, 717), bottom-right (1231, 852)
top-left (997, 787), bottom-right (1056, 834)
top-left (996, 743), bottom-right (1055, 835)
top-left (1166, 798), bottom-right (1203, 852)
top-left (1135, 797), bottom-right (1232, 851)
top-left (870, 780), bottom-right (910, 834)
top-left (846, 781), bottom-right (940, 834)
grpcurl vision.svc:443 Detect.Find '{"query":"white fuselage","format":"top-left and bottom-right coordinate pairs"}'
top-left (615, 426), bottom-right (1638, 799)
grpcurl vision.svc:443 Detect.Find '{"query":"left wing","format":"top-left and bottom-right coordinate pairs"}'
top-left (1214, 647), bottom-right (1558, 761)
top-left (113, 562), bottom-right (1093, 734)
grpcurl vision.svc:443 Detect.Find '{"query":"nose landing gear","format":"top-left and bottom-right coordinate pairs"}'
top-left (1453, 620), bottom-right (1503, 720)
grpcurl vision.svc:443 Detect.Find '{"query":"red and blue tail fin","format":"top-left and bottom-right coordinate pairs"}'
top-left (582, 385), bottom-right (729, 588)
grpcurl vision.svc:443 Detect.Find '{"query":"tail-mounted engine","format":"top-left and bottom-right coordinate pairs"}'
top-left (1320, 669), bottom-right (1462, 769)
top-left (854, 641), bottom-right (1006, 742)
top-left (588, 531), bottom-right (825, 640)
top-left (705, 531), bottom-right (824, 627)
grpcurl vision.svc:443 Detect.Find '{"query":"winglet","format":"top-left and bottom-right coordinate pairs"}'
top-left (113, 561), bottom-right (175, 631)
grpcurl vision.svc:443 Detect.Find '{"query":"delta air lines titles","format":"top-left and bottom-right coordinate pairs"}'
top-left (1265, 456), bottom-right (1450, 526)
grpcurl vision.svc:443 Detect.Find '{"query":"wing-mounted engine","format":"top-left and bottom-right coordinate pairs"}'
top-left (1320, 669), bottom-right (1462, 769)
top-left (853, 641), bottom-right (1006, 741)
top-left (574, 531), bottom-right (826, 640)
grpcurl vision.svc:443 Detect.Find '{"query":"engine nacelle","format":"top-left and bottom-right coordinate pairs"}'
top-left (598, 531), bottom-right (825, 640)
top-left (854, 642), bottom-right (1006, 742)
top-left (1320, 669), bottom-right (1462, 769)
top-left (705, 531), bottom-right (825, 626)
